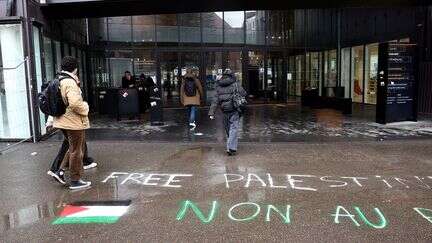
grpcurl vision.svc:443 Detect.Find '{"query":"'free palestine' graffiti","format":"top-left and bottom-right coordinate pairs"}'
top-left (102, 172), bottom-right (432, 191)
top-left (175, 200), bottom-right (432, 229)
top-left (101, 173), bottom-right (432, 228)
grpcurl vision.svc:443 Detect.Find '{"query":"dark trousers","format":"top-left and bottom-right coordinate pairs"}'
top-left (50, 130), bottom-right (92, 172)
top-left (60, 130), bottom-right (85, 181)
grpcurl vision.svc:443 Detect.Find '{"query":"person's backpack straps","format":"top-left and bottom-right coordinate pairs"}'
top-left (232, 82), bottom-right (247, 113)
top-left (184, 76), bottom-right (197, 97)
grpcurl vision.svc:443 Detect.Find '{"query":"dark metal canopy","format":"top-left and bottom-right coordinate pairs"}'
top-left (41, 0), bottom-right (430, 19)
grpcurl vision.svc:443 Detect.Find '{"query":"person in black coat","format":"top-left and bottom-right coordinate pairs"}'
top-left (122, 71), bottom-right (135, 88)
top-left (208, 69), bottom-right (247, 156)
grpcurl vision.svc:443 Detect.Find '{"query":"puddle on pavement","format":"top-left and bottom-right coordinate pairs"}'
top-left (0, 184), bottom-right (136, 232)
top-left (1, 201), bottom-right (60, 231)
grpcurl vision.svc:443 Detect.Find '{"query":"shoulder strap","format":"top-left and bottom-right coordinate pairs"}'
top-left (58, 72), bottom-right (72, 81)
top-left (234, 82), bottom-right (239, 94)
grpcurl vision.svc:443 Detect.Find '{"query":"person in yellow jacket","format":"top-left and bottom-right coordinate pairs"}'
top-left (52, 56), bottom-right (91, 190)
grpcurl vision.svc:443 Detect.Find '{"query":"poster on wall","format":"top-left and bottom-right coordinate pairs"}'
top-left (376, 43), bottom-right (417, 124)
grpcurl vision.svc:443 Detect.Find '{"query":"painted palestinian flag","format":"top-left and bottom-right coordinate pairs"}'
top-left (52, 200), bottom-right (131, 225)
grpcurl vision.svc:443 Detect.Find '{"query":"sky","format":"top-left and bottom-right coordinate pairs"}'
top-left (215, 11), bottom-right (247, 28)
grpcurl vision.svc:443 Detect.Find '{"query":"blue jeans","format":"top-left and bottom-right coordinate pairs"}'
top-left (223, 112), bottom-right (240, 151)
top-left (188, 106), bottom-right (197, 124)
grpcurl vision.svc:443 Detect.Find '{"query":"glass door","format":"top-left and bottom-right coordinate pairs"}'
top-left (0, 23), bottom-right (31, 139)
top-left (33, 25), bottom-right (47, 136)
top-left (205, 52), bottom-right (223, 104)
top-left (247, 51), bottom-right (265, 101)
top-left (180, 52), bottom-right (201, 105)
top-left (267, 52), bottom-right (284, 101)
top-left (287, 56), bottom-right (295, 97)
top-left (160, 52), bottom-right (180, 107)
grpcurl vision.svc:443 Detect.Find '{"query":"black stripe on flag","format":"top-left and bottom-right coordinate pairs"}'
top-left (69, 200), bottom-right (132, 206)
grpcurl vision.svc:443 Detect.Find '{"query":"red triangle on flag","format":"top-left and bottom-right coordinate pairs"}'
top-left (60, 205), bottom-right (88, 217)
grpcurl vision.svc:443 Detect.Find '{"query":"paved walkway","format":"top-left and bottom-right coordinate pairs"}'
top-left (1, 139), bottom-right (432, 241)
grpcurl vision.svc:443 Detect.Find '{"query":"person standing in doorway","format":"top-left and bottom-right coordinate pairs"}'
top-left (53, 56), bottom-right (91, 190)
top-left (122, 71), bottom-right (135, 88)
top-left (181, 68), bottom-right (203, 130)
top-left (208, 69), bottom-right (247, 156)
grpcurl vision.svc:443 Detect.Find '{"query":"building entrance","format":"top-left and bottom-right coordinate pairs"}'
top-left (160, 51), bottom-right (201, 107)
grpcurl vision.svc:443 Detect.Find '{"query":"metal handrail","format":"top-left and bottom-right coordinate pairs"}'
top-left (0, 57), bottom-right (28, 71)
top-left (0, 136), bottom-right (33, 155)
top-left (0, 57), bottom-right (36, 149)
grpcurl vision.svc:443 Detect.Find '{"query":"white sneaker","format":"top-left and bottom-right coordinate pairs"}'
top-left (83, 162), bottom-right (98, 170)
top-left (189, 122), bottom-right (196, 130)
top-left (48, 170), bottom-right (66, 185)
top-left (69, 180), bottom-right (92, 190)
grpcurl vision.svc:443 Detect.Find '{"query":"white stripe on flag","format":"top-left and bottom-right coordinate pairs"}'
top-left (66, 206), bottom-right (129, 218)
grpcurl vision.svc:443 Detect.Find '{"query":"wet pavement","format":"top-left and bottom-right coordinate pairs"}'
top-left (47, 104), bottom-right (432, 143)
top-left (1, 139), bottom-right (432, 242)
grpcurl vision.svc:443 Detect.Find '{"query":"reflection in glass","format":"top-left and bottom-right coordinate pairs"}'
top-left (202, 12), bottom-right (223, 43)
top-left (248, 51), bottom-right (264, 98)
top-left (110, 58), bottom-right (133, 88)
top-left (352, 46), bottom-right (364, 103)
top-left (156, 14), bottom-right (178, 43)
top-left (133, 50), bottom-right (157, 82)
top-left (43, 37), bottom-right (55, 81)
top-left (179, 13), bottom-right (201, 43)
top-left (224, 11), bottom-right (244, 44)
top-left (90, 56), bottom-right (109, 88)
top-left (107, 50), bottom-right (133, 87)
top-left (0, 24), bottom-right (30, 139)
top-left (341, 48), bottom-right (351, 98)
top-left (305, 53), bottom-right (311, 88)
top-left (295, 55), bottom-right (303, 96)
top-left (268, 11), bottom-right (283, 46)
top-left (310, 52), bottom-right (321, 90)
top-left (33, 26), bottom-right (46, 135)
top-left (108, 17), bottom-right (132, 42)
top-left (288, 56), bottom-right (296, 96)
top-left (225, 52), bottom-right (242, 83)
top-left (133, 15), bottom-right (155, 42)
top-left (365, 43), bottom-right (378, 104)
top-left (205, 52), bottom-right (223, 104)
top-left (160, 52), bottom-right (179, 106)
top-left (325, 49), bottom-right (337, 88)
top-left (63, 43), bottom-right (70, 56)
top-left (267, 53), bottom-right (284, 100)
top-left (71, 46), bottom-right (76, 58)
top-left (88, 18), bottom-right (107, 43)
top-left (246, 11), bottom-right (265, 45)
top-left (54, 40), bottom-right (61, 73)
top-left (77, 50), bottom-right (83, 81)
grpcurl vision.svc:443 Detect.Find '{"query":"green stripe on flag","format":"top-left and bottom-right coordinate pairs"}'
top-left (52, 216), bottom-right (119, 225)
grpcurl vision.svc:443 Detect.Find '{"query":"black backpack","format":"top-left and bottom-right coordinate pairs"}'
top-left (184, 77), bottom-right (197, 97)
top-left (38, 74), bottom-right (70, 117)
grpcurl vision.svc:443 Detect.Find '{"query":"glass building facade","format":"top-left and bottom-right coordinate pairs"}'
top-left (87, 11), bottom-right (293, 107)
top-left (85, 11), bottom-right (407, 110)
top-left (0, 5), bottom-right (424, 140)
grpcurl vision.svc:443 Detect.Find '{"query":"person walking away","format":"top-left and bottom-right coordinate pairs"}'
top-left (208, 69), bottom-right (247, 156)
top-left (52, 56), bottom-right (91, 190)
top-left (181, 68), bottom-right (203, 130)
